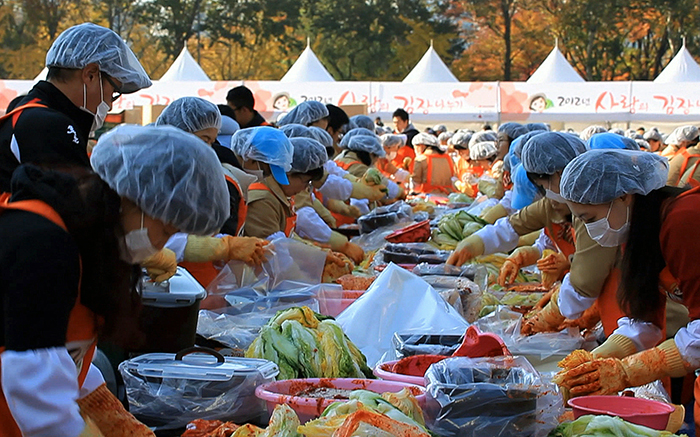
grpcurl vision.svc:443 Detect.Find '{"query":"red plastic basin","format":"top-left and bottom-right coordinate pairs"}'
top-left (568, 395), bottom-right (674, 430)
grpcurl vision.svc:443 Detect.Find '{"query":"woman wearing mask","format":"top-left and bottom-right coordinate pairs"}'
top-left (411, 132), bottom-right (456, 194)
top-left (0, 125), bottom-right (229, 436)
top-left (376, 134), bottom-right (410, 185)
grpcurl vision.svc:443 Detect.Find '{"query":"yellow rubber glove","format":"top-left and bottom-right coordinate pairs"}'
top-left (480, 203), bottom-right (507, 224)
top-left (141, 248), bottom-right (177, 282)
top-left (591, 334), bottom-right (638, 359)
top-left (79, 418), bottom-right (104, 437)
top-left (342, 173), bottom-right (359, 183)
top-left (184, 235), bottom-right (268, 265)
top-left (498, 246), bottom-right (541, 287)
top-left (328, 232), bottom-right (364, 264)
top-left (521, 288), bottom-right (566, 335)
top-left (558, 339), bottom-right (689, 397)
top-left (78, 383), bottom-right (154, 436)
top-left (537, 251), bottom-right (570, 287)
top-left (312, 198), bottom-right (337, 228)
top-left (446, 234), bottom-right (485, 266)
top-left (351, 181), bottom-right (387, 201)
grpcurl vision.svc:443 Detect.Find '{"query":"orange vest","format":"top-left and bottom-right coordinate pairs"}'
top-left (336, 159), bottom-right (361, 172)
top-left (675, 148), bottom-right (700, 188)
top-left (248, 182), bottom-right (296, 237)
top-left (415, 154), bottom-right (456, 194)
top-left (544, 222), bottom-right (576, 259)
top-left (0, 193), bottom-right (96, 436)
top-left (391, 146), bottom-right (415, 173)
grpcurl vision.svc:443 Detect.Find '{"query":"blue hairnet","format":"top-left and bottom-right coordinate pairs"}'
top-left (347, 135), bottom-right (385, 157)
top-left (289, 137), bottom-right (328, 173)
top-left (511, 131), bottom-right (546, 160)
top-left (277, 101), bottom-right (329, 126)
top-left (280, 124), bottom-right (311, 139)
top-left (217, 116), bottom-right (239, 149)
top-left (309, 127), bottom-right (334, 149)
top-left (525, 123), bottom-right (549, 132)
top-left (348, 115), bottom-right (375, 131)
top-left (155, 97), bottom-right (221, 133)
top-left (46, 23), bottom-right (151, 94)
top-left (381, 134), bottom-right (407, 148)
top-left (230, 126), bottom-right (293, 172)
top-left (339, 127), bottom-right (375, 149)
top-left (449, 131), bottom-right (471, 149)
top-left (511, 163), bottom-right (540, 209)
top-left (468, 130), bottom-right (498, 148)
top-left (91, 125), bottom-right (229, 235)
top-left (587, 132), bottom-right (640, 151)
top-left (560, 150), bottom-right (669, 204)
top-left (498, 122), bottom-right (527, 140)
top-left (521, 132), bottom-right (587, 175)
top-left (412, 132), bottom-right (439, 147)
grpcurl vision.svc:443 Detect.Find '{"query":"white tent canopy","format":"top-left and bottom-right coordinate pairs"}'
top-left (281, 39), bottom-right (335, 82)
top-left (654, 39), bottom-right (700, 83)
top-left (34, 67), bottom-right (48, 82)
top-left (527, 42), bottom-right (585, 83)
top-left (402, 41), bottom-right (458, 83)
top-left (159, 45), bottom-right (210, 82)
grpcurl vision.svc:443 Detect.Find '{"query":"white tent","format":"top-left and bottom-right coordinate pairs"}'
top-left (281, 40), bottom-right (335, 82)
top-left (34, 67), bottom-right (48, 82)
top-left (159, 45), bottom-right (210, 82)
top-left (402, 41), bottom-right (458, 83)
top-left (654, 39), bottom-right (700, 83)
top-left (527, 42), bottom-right (585, 83)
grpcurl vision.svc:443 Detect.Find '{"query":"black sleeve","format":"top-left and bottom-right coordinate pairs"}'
top-left (219, 179), bottom-right (242, 236)
top-left (2, 212), bottom-right (81, 351)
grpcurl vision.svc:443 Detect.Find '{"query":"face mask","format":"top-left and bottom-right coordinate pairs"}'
top-left (244, 162), bottom-right (265, 182)
top-left (81, 72), bottom-right (109, 133)
top-left (545, 189), bottom-right (568, 203)
top-left (121, 212), bottom-right (159, 264)
top-left (584, 201), bottom-right (630, 247)
top-left (387, 151), bottom-right (397, 160)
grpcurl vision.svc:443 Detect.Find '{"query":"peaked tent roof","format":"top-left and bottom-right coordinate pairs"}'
top-left (159, 45), bottom-right (210, 82)
top-left (654, 40), bottom-right (700, 83)
top-left (34, 67), bottom-right (48, 81)
top-left (527, 43), bottom-right (585, 83)
top-left (281, 40), bottom-right (335, 82)
top-left (402, 42), bottom-right (458, 83)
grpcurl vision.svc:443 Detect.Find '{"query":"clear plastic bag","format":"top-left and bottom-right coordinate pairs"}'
top-left (357, 201), bottom-right (413, 234)
top-left (350, 221), bottom-right (414, 252)
top-left (424, 356), bottom-right (563, 437)
top-left (392, 331), bottom-right (465, 358)
top-left (377, 243), bottom-right (453, 265)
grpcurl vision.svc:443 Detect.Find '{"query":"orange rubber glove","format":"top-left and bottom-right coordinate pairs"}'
top-left (141, 248), bottom-right (177, 282)
top-left (78, 383), bottom-right (154, 436)
top-left (521, 288), bottom-right (566, 335)
top-left (329, 232), bottom-right (364, 264)
top-left (498, 246), bottom-right (541, 287)
top-left (557, 339), bottom-right (689, 397)
top-left (79, 418), bottom-right (104, 437)
top-left (184, 235), bottom-right (268, 265)
top-left (537, 251), bottom-right (570, 288)
top-left (446, 235), bottom-right (485, 266)
top-left (558, 301), bottom-right (601, 332)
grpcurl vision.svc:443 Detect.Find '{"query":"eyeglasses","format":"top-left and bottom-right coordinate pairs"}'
top-left (103, 75), bottom-right (123, 102)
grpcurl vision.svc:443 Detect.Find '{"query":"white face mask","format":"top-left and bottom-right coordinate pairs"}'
top-left (584, 201), bottom-right (630, 247)
top-left (545, 178), bottom-right (568, 203)
top-left (387, 151), bottom-right (397, 160)
top-left (81, 72), bottom-right (109, 134)
top-left (121, 212), bottom-right (159, 264)
top-left (244, 162), bottom-right (265, 182)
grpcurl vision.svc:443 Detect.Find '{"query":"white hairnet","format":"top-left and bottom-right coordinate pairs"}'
top-left (230, 126), bottom-right (293, 172)
top-left (309, 127), bottom-right (333, 149)
top-left (381, 134), bottom-right (407, 149)
top-left (433, 124), bottom-right (447, 134)
top-left (521, 132), bottom-right (586, 175)
top-left (348, 115), bottom-right (375, 131)
top-left (468, 130), bottom-right (498, 147)
top-left (635, 139), bottom-right (650, 150)
top-left (412, 132), bottom-right (438, 147)
top-left (289, 137), bottom-right (328, 173)
top-left (155, 97), bottom-right (221, 133)
top-left (608, 128), bottom-right (625, 136)
top-left (339, 127), bottom-right (375, 149)
top-left (277, 101), bottom-right (329, 126)
top-left (438, 132), bottom-right (453, 143)
top-left (580, 125), bottom-right (607, 142)
top-left (560, 149), bottom-right (669, 204)
top-left (470, 141), bottom-right (498, 161)
top-left (643, 128), bottom-right (662, 142)
top-left (674, 125), bottom-right (699, 142)
top-left (46, 23), bottom-right (151, 94)
top-left (347, 134), bottom-right (385, 157)
top-left (449, 131), bottom-right (471, 149)
top-left (280, 124), bottom-right (311, 139)
top-left (498, 122), bottom-right (527, 139)
top-left (90, 125), bottom-right (229, 235)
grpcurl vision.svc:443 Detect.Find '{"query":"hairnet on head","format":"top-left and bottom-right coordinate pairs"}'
top-left (674, 125), bottom-right (699, 142)
top-left (498, 122), bottom-right (527, 140)
top-left (438, 132), bottom-right (453, 143)
top-left (470, 141), bottom-right (498, 161)
top-left (449, 131), bottom-right (472, 149)
top-left (587, 132), bottom-right (640, 151)
top-left (339, 127), bottom-right (375, 149)
top-left (277, 101), bottom-right (329, 127)
top-left (468, 130), bottom-right (498, 148)
top-left (46, 23), bottom-right (151, 94)
top-left (580, 125), bottom-right (607, 142)
top-left (521, 132), bottom-right (587, 175)
top-left (433, 124), bottom-right (447, 134)
top-left (217, 116), bottom-right (239, 149)
top-left (155, 97), bottom-right (221, 133)
top-left (511, 163), bottom-right (540, 209)
top-left (560, 150), bottom-right (669, 204)
top-left (643, 128), bottom-right (662, 142)
top-left (348, 115), bottom-right (375, 131)
top-left (525, 123), bottom-right (549, 132)
top-left (381, 134), bottom-right (406, 149)
top-left (511, 131), bottom-right (545, 160)
top-left (309, 127), bottom-right (333, 149)
top-left (90, 125), bottom-right (229, 235)
top-left (280, 124), bottom-right (311, 139)
top-left (608, 128), bottom-right (625, 136)
top-left (230, 126), bottom-right (294, 185)
top-left (635, 139), bottom-right (651, 151)
top-left (412, 132), bottom-right (439, 148)
top-left (347, 135), bottom-right (385, 157)
top-left (289, 137), bottom-right (328, 173)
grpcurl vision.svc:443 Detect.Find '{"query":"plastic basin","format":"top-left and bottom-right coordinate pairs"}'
top-left (318, 290), bottom-right (365, 318)
top-left (373, 360), bottom-right (427, 386)
top-left (255, 378), bottom-right (425, 423)
top-left (568, 395), bottom-right (675, 430)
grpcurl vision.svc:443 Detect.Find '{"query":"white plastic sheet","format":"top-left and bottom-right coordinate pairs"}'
top-left (336, 263), bottom-right (468, 367)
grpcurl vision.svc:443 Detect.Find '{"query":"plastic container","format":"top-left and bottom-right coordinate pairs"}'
top-left (385, 220), bottom-right (431, 243)
top-left (568, 395), bottom-right (675, 430)
top-left (374, 360), bottom-right (426, 386)
top-left (119, 347), bottom-right (279, 430)
top-left (137, 267), bottom-right (206, 353)
top-left (255, 378), bottom-right (426, 423)
top-left (318, 289), bottom-right (365, 318)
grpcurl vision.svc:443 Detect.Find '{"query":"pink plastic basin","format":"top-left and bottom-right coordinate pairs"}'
top-left (255, 377), bottom-right (426, 423)
top-left (373, 360), bottom-right (426, 386)
top-left (318, 290), bottom-right (365, 318)
top-left (568, 395), bottom-right (675, 430)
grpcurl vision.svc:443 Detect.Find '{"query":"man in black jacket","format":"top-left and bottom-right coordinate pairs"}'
top-left (0, 22), bottom-right (151, 192)
top-left (226, 86), bottom-right (270, 128)
top-left (392, 108), bottom-right (419, 146)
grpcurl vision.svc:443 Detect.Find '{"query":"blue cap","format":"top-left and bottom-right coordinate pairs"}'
top-left (587, 132), bottom-right (640, 151)
top-left (511, 163), bottom-right (540, 209)
top-left (270, 164), bottom-right (289, 185)
top-left (230, 127), bottom-right (293, 185)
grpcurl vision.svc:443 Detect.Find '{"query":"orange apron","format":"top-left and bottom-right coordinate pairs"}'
top-left (0, 193), bottom-right (96, 436)
top-left (415, 154), bottom-right (456, 194)
top-left (248, 182), bottom-right (296, 236)
top-left (335, 159), bottom-right (361, 172)
top-left (675, 148), bottom-right (700, 188)
top-left (328, 162), bottom-right (362, 226)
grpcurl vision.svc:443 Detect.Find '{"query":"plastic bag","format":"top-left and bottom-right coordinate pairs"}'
top-left (357, 201), bottom-right (413, 234)
top-left (336, 263), bottom-right (468, 367)
top-left (351, 221), bottom-right (414, 252)
top-left (377, 243), bottom-right (453, 266)
top-left (392, 332), bottom-right (464, 358)
top-left (424, 356), bottom-right (562, 437)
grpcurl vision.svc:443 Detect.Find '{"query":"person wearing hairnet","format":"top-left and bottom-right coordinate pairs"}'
top-left (667, 128), bottom-right (700, 187)
top-left (579, 125), bottom-right (607, 142)
top-left (450, 131), bottom-right (477, 197)
top-left (217, 115), bottom-right (240, 150)
top-left (335, 133), bottom-right (386, 178)
top-left (376, 134), bottom-right (410, 184)
top-left (587, 132), bottom-right (640, 151)
top-left (411, 132), bottom-right (456, 194)
top-left (551, 151), bottom-right (700, 429)
top-left (152, 97), bottom-right (269, 288)
top-left (348, 114), bottom-right (375, 131)
top-left (277, 100), bottom-right (330, 129)
top-left (0, 125), bottom-right (228, 436)
top-left (661, 125), bottom-right (699, 159)
top-left (643, 128), bottom-right (663, 153)
top-left (0, 22), bottom-right (151, 193)
top-left (496, 122), bottom-right (527, 161)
